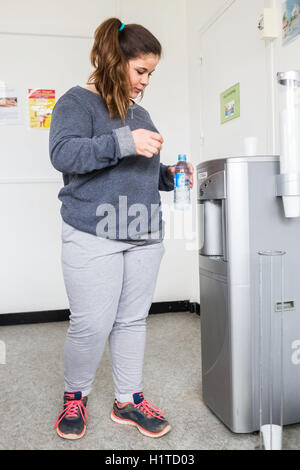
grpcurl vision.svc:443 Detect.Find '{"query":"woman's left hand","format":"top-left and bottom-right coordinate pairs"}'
top-left (168, 162), bottom-right (194, 189)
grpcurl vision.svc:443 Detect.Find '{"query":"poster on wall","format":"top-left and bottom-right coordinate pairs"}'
top-left (0, 82), bottom-right (22, 125)
top-left (220, 83), bottom-right (240, 124)
top-left (282, 0), bottom-right (300, 45)
top-left (28, 89), bottom-right (55, 129)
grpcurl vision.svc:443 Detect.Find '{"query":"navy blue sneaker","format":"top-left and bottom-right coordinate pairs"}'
top-left (111, 392), bottom-right (171, 438)
top-left (54, 391), bottom-right (88, 440)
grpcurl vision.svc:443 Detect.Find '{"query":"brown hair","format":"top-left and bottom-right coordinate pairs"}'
top-left (88, 18), bottom-right (162, 123)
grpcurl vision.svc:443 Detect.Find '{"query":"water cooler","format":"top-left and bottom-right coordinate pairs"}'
top-left (197, 156), bottom-right (300, 433)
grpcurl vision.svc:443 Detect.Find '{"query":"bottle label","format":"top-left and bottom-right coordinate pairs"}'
top-left (174, 174), bottom-right (185, 188)
top-left (174, 173), bottom-right (190, 206)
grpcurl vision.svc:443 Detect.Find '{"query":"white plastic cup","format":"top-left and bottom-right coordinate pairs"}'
top-left (283, 195), bottom-right (300, 218)
top-left (260, 424), bottom-right (282, 450)
top-left (244, 136), bottom-right (257, 156)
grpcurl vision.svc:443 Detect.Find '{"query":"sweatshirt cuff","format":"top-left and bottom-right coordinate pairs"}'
top-left (113, 126), bottom-right (136, 158)
top-left (159, 164), bottom-right (174, 191)
top-left (165, 165), bottom-right (174, 180)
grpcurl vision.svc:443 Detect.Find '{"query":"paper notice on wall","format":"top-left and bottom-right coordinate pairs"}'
top-left (0, 82), bottom-right (22, 125)
top-left (28, 89), bottom-right (55, 129)
top-left (220, 83), bottom-right (240, 124)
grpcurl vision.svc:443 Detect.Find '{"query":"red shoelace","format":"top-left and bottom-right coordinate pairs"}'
top-left (134, 399), bottom-right (167, 421)
top-left (54, 396), bottom-right (88, 429)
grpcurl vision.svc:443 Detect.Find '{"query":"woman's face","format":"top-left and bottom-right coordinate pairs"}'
top-left (127, 54), bottom-right (160, 99)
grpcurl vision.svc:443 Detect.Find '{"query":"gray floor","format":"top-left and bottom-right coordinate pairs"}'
top-left (0, 311), bottom-right (299, 450)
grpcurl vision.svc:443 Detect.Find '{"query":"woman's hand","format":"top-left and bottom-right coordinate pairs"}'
top-left (131, 129), bottom-right (163, 158)
top-left (168, 162), bottom-right (194, 189)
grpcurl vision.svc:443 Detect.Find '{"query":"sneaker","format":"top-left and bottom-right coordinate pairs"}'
top-left (54, 391), bottom-right (88, 440)
top-left (111, 392), bottom-right (171, 438)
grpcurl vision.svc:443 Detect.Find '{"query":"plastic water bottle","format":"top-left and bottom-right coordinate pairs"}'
top-left (174, 154), bottom-right (191, 210)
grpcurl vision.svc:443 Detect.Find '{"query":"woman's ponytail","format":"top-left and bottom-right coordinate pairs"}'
top-left (88, 18), bottom-right (162, 123)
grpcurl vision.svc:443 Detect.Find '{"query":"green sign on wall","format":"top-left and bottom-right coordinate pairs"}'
top-left (220, 83), bottom-right (240, 124)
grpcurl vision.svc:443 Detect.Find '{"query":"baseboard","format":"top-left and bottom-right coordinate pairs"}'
top-left (0, 301), bottom-right (200, 326)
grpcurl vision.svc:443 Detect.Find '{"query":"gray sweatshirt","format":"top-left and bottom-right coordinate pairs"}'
top-left (49, 86), bottom-right (174, 243)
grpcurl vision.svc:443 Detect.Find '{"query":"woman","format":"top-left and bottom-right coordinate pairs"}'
top-left (50, 17), bottom-right (194, 440)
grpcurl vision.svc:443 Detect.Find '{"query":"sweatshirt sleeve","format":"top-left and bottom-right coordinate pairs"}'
top-left (49, 94), bottom-right (136, 175)
top-left (159, 163), bottom-right (174, 191)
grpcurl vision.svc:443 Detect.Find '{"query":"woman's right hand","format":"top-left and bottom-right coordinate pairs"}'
top-left (131, 129), bottom-right (163, 158)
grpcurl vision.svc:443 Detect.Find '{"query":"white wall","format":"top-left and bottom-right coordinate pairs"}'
top-left (187, 0), bottom-right (300, 162)
top-left (0, 0), bottom-right (194, 314)
top-left (187, 0), bottom-right (269, 162)
top-left (187, 0), bottom-right (230, 162)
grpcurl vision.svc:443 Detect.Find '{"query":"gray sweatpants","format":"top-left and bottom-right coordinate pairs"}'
top-left (61, 220), bottom-right (165, 402)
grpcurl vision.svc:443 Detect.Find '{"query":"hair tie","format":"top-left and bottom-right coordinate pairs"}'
top-left (119, 23), bottom-right (125, 32)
